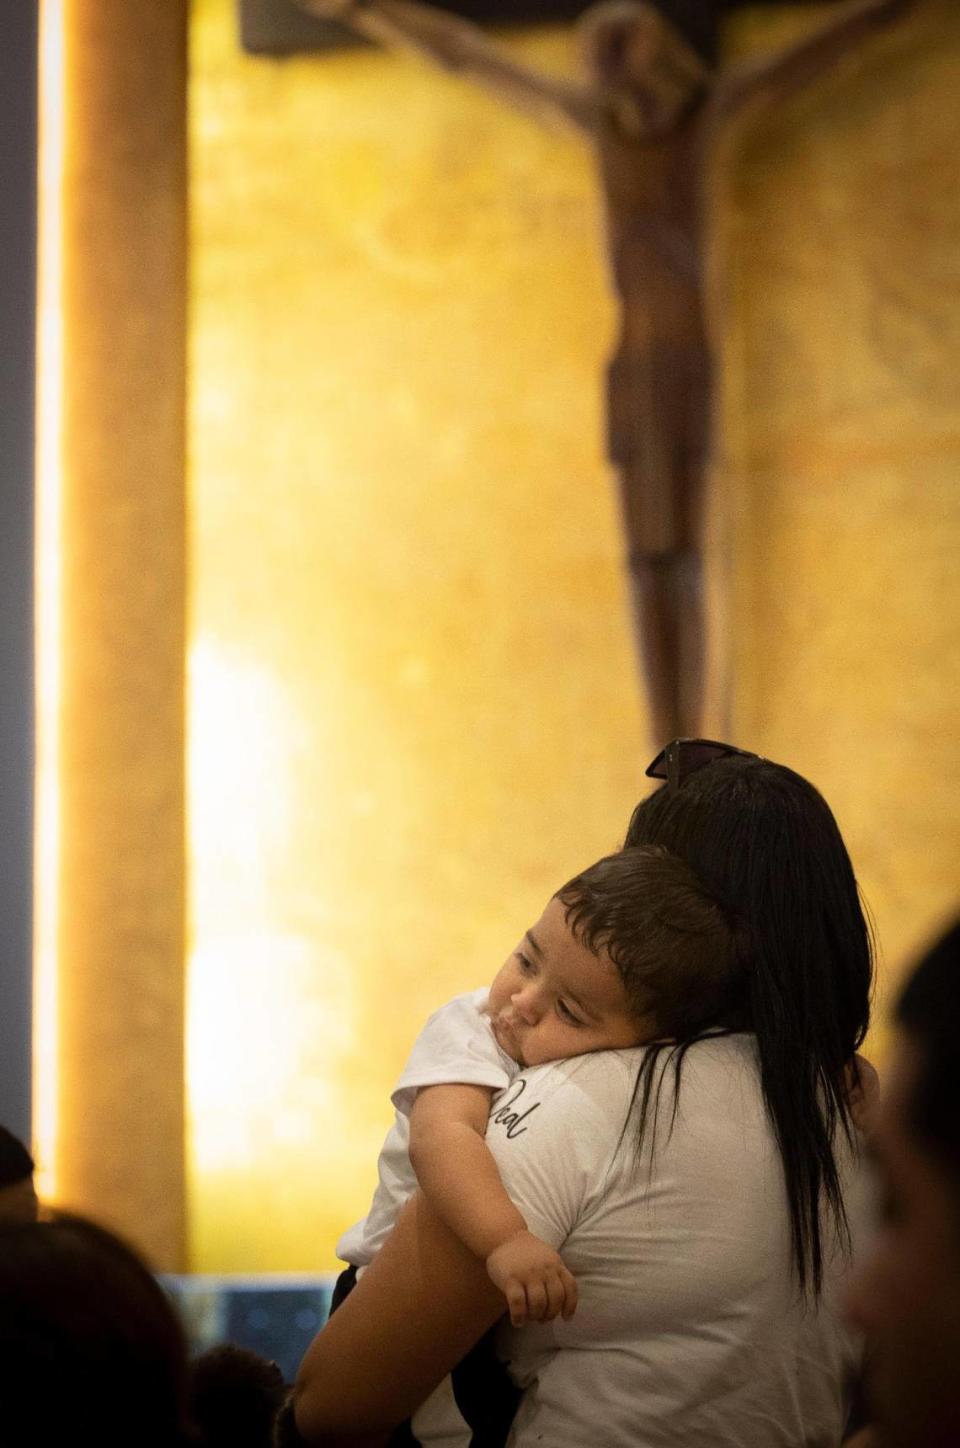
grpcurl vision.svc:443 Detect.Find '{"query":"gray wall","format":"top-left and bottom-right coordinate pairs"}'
top-left (0, 2), bottom-right (37, 1146)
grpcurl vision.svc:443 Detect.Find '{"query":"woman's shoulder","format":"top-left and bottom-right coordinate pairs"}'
top-left (486, 1049), bottom-right (642, 1164)
top-left (485, 1034), bottom-right (764, 1153)
top-left (510, 1044), bottom-right (645, 1105)
top-left (484, 1035), bottom-right (770, 1255)
top-left (500, 1033), bottom-right (760, 1106)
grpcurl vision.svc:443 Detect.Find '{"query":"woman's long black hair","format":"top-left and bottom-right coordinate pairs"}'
top-left (624, 754), bottom-right (873, 1300)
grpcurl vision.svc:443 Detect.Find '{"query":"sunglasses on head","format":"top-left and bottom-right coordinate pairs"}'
top-left (644, 738), bottom-right (761, 791)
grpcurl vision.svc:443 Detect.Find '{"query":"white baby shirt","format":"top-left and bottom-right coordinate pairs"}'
top-left (336, 987), bottom-right (518, 1267)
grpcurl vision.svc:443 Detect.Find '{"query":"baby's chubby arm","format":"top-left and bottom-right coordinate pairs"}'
top-left (408, 1084), bottom-right (578, 1327)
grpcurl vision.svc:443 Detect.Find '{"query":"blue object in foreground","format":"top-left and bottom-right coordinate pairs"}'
top-left (160, 1273), bottom-right (337, 1384)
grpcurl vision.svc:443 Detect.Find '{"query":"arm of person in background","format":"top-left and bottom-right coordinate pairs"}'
top-left (293, 1191), bottom-right (506, 1446)
top-left (409, 1083), bottom-right (578, 1325)
top-left (294, 0), bottom-right (600, 133)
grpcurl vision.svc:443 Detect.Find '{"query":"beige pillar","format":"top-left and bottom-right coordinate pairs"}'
top-left (53, 0), bottom-right (188, 1268)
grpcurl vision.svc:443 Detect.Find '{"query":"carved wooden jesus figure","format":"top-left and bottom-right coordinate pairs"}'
top-left (298, 0), bottom-right (912, 743)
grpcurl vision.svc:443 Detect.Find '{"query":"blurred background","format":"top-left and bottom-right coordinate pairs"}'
top-left (2, 0), bottom-right (958, 1288)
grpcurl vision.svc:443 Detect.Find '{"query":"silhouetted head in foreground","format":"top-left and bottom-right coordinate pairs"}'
top-left (0, 1212), bottom-right (197, 1446)
top-left (846, 918), bottom-right (960, 1448)
top-left (189, 1343), bottom-right (287, 1448)
top-left (0, 1125), bottom-right (37, 1226)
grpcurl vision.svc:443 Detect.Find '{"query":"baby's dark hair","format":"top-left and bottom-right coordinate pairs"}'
top-left (557, 845), bottom-right (747, 1038)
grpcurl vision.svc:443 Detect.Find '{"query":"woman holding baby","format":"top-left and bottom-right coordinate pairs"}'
top-left (290, 741), bottom-right (876, 1448)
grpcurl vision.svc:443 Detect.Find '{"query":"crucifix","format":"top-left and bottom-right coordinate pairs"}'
top-left (296, 0), bottom-right (913, 744)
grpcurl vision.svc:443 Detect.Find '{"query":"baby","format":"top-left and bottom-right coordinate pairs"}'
top-left (335, 844), bottom-right (742, 1326)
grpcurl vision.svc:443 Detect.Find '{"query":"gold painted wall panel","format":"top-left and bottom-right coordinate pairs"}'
top-left (49, 0), bottom-right (188, 1270)
top-left (189, 0), bottom-right (957, 1271)
top-left (722, 0), bottom-right (960, 1040)
top-left (188, 0), bottom-right (641, 1271)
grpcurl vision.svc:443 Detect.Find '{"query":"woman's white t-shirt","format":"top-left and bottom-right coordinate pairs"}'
top-left (472, 1034), bottom-right (864, 1448)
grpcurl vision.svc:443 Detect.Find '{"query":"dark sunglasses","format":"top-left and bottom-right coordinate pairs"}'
top-left (645, 738), bottom-right (760, 791)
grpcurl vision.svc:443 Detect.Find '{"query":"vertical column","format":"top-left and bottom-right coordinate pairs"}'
top-left (53, 0), bottom-right (188, 1269)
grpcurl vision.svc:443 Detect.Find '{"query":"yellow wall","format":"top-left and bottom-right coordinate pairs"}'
top-left (187, 0), bottom-right (641, 1271)
top-left (720, 0), bottom-right (960, 1054)
top-left (188, 0), bottom-right (960, 1272)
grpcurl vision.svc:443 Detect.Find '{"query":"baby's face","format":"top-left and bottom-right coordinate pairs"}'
top-left (486, 895), bottom-right (649, 1069)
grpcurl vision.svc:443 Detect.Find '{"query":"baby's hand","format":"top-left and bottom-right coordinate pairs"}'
top-left (485, 1231), bottom-right (578, 1327)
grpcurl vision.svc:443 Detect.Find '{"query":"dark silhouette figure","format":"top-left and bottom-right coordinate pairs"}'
top-left (0, 1212), bottom-right (198, 1446)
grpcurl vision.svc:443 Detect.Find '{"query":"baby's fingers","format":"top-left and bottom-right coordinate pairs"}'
top-left (524, 1277), bottom-right (549, 1323)
top-left (538, 1269), bottom-right (568, 1322)
top-left (559, 1264), bottom-right (578, 1320)
top-left (504, 1279), bottom-right (529, 1328)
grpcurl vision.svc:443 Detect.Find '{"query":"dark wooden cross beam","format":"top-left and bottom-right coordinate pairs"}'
top-left (267, 0), bottom-right (915, 745)
top-left (242, 0), bottom-right (590, 56)
top-left (241, 0), bottom-right (887, 61)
